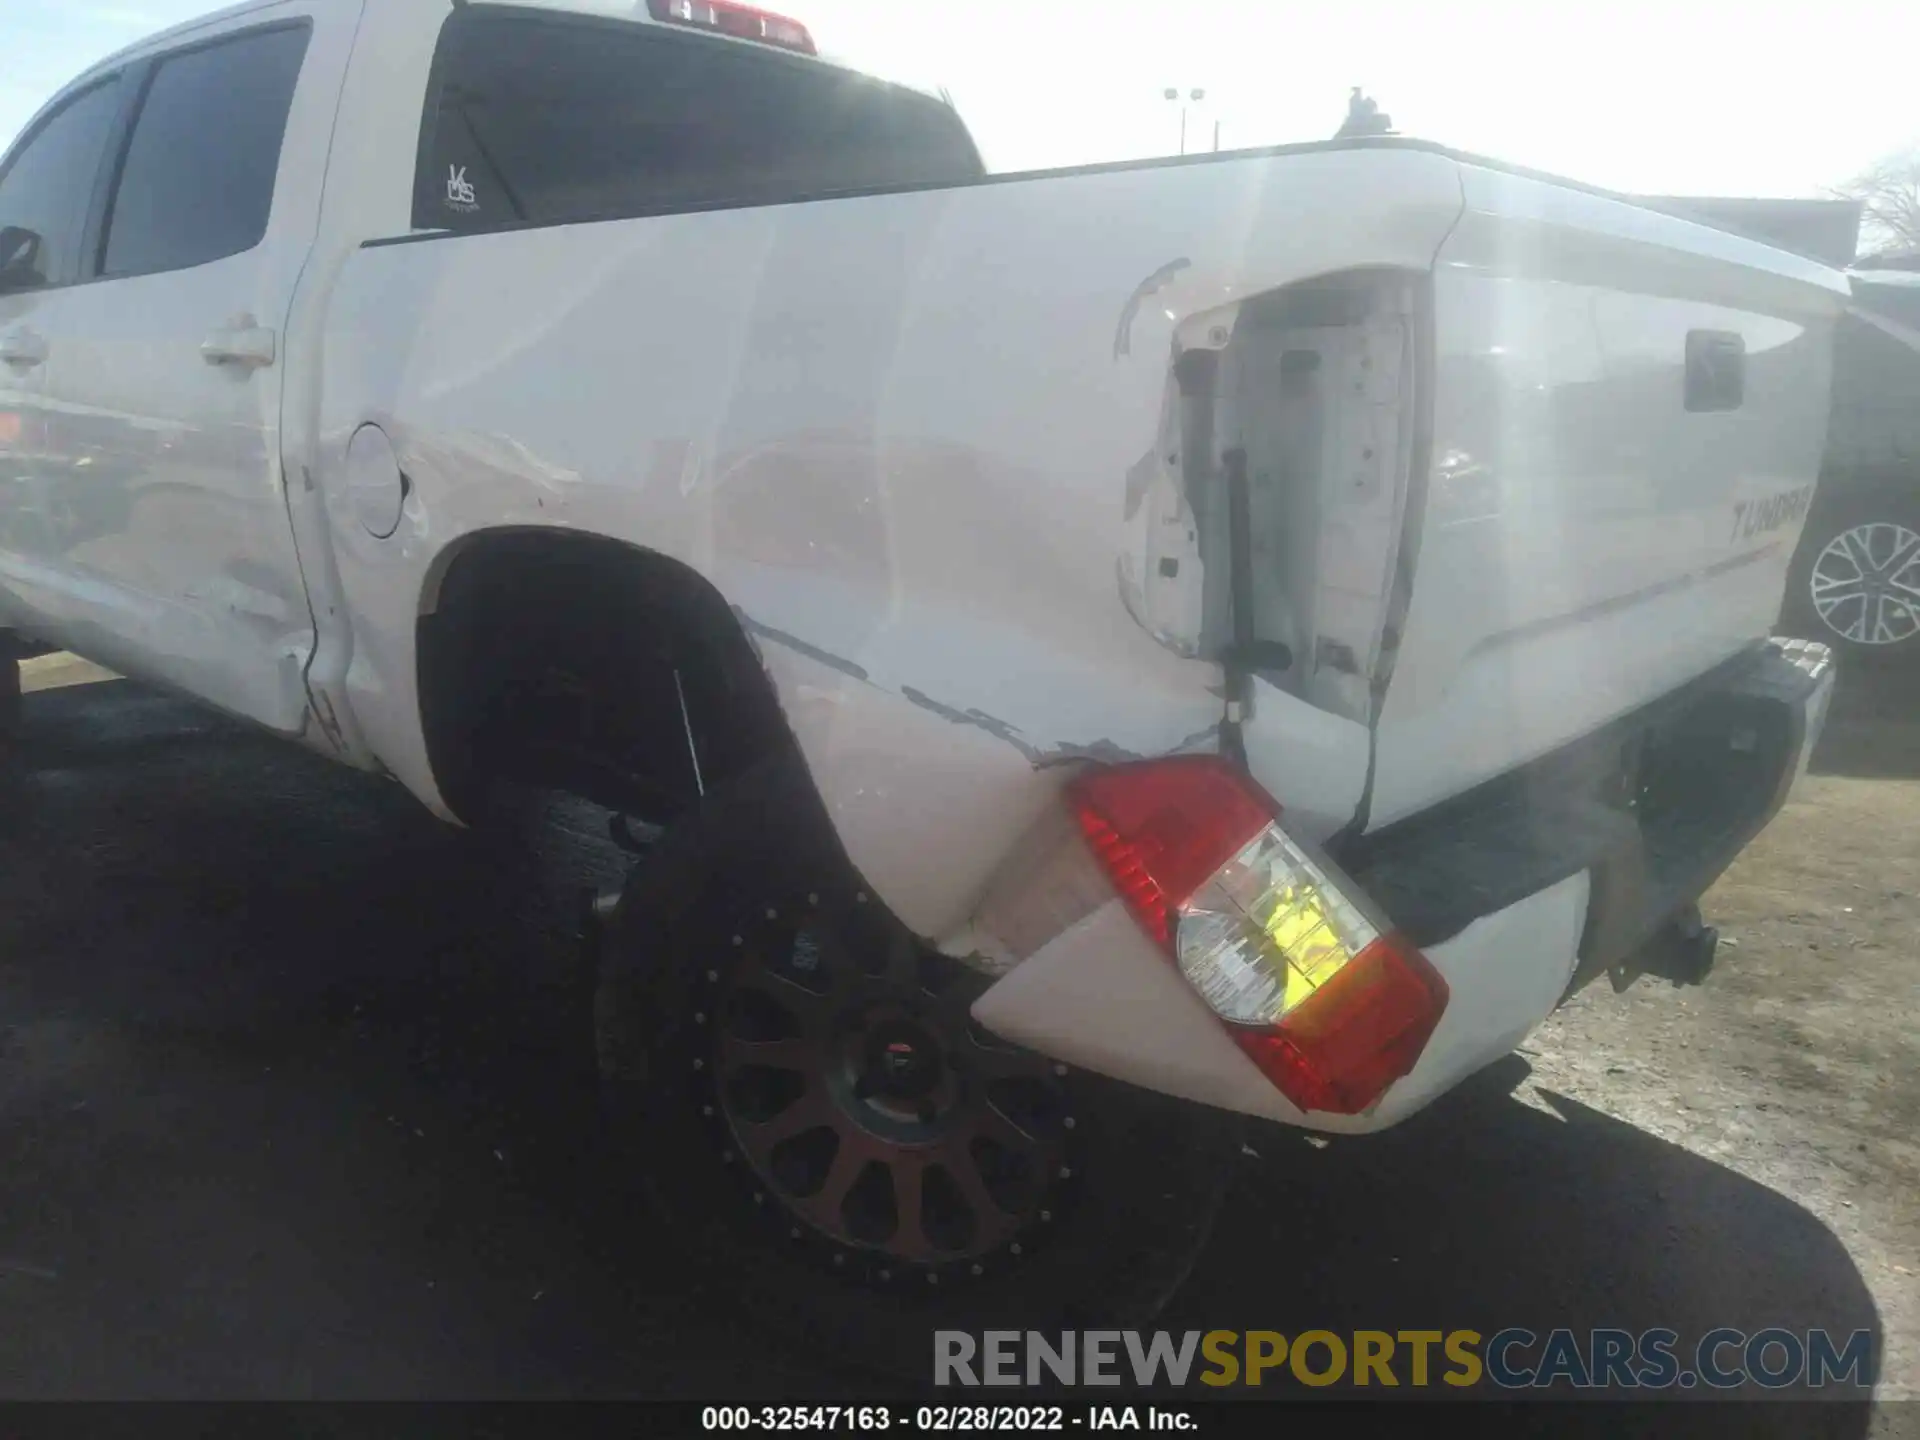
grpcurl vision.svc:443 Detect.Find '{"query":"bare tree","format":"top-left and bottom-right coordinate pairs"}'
top-left (1832, 149), bottom-right (1920, 258)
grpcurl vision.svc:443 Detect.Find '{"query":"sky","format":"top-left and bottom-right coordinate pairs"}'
top-left (3, 0), bottom-right (1917, 200)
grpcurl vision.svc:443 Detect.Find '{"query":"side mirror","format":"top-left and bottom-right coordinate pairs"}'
top-left (0, 226), bottom-right (46, 294)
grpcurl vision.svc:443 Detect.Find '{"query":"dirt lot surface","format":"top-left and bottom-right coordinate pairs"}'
top-left (1529, 660), bottom-right (1920, 1402)
top-left (1, 651), bottom-right (1915, 1433)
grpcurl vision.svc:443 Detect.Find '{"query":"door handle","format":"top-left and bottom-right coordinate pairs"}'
top-left (0, 327), bottom-right (48, 368)
top-left (200, 324), bottom-right (276, 368)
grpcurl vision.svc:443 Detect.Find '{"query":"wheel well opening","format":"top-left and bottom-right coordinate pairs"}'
top-left (417, 530), bottom-right (793, 827)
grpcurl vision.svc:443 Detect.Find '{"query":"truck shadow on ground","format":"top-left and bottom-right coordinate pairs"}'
top-left (1172, 1065), bottom-right (1878, 1429)
top-left (0, 680), bottom-right (1884, 1425)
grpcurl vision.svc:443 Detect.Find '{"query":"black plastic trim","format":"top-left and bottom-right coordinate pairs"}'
top-left (1339, 639), bottom-right (1830, 962)
top-left (1565, 638), bottom-right (1828, 995)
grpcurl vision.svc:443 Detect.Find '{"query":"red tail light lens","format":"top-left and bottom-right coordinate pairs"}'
top-left (1066, 757), bottom-right (1448, 1116)
top-left (647, 0), bottom-right (817, 54)
top-left (1227, 935), bottom-right (1450, 1114)
top-left (1068, 756), bottom-right (1271, 946)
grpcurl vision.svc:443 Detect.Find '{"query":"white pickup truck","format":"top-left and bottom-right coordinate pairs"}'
top-left (0, 0), bottom-right (1845, 1362)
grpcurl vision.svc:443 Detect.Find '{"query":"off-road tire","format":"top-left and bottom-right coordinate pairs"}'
top-left (593, 758), bottom-right (1238, 1378)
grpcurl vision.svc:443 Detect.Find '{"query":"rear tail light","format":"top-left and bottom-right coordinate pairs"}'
top-left (1067, 757), bottom-right (1448, 1116)
top-left (647, 0), bottom-right (817, 54)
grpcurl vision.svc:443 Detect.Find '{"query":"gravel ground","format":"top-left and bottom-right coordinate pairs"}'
top-left (0, 651), bottom-right (1914, 1433)
top-left (1529, 673), bottom-right (1920, 1406)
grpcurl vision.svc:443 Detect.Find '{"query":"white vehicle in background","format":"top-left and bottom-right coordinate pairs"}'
top-left (0, 0), bottom-right (1843, 1365)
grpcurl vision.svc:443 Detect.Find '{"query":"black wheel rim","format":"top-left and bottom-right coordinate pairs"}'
top-left (701, 891), bottom-right (1073, 1275)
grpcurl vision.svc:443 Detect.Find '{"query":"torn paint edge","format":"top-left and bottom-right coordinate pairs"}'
top-left (737, 613), bottom-right (870, 684)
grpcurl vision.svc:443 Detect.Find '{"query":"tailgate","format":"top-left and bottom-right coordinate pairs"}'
top-left (1361, 164), bottom-right (1849, 829)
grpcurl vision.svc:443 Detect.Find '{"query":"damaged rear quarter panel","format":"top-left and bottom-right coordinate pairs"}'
top-left (314, 146), bottom-right (1466, 938)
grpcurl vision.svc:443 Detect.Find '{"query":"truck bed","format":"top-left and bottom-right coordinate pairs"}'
top-left (313, 137), bottom-right (1847, 940)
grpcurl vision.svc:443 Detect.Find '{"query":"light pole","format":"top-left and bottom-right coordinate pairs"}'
top-left (1163, 86), bottom-right (1207, 156)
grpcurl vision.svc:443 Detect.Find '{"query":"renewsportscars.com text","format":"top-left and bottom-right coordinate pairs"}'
top-left (933, 1328), bottom-right (1874, 1391)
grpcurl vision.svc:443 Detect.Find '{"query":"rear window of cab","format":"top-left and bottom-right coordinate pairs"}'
top-left (413, 4), bottom-right (984, 232)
